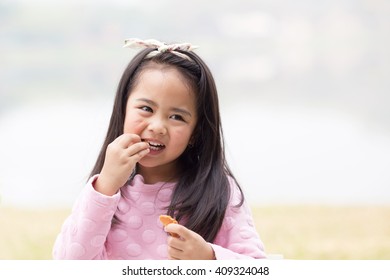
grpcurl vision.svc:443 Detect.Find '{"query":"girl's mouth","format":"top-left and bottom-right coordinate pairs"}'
top-left (142, 139), bottom-right (166, 152)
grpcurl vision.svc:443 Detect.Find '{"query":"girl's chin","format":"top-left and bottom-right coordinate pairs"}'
top-left (147, 147), bottom-right (165, 156)
top-left (137, 157), bottom-right (178, 169)
top-left (137, 158), bottom-right (164, 168)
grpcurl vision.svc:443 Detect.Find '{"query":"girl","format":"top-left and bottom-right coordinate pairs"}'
top-left (53, 39), bottom-right (266, 260)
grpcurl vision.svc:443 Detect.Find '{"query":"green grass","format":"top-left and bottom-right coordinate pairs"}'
top-left (1, 205), bottom-right (389, 259)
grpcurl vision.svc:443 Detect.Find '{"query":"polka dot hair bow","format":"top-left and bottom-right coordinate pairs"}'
top-left (123, 38), bottom-right (198, 61)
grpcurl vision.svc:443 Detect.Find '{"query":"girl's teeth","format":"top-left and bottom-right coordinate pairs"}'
top-left (147, 141), bottom-right (165, 150)
top-left (149, 142), bottom-right (161, 146)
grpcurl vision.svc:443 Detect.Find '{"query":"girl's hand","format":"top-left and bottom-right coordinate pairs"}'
top-left (165, 224), bottom-right (216, 260)
top-left (94, 122), bottom-right (149, 196)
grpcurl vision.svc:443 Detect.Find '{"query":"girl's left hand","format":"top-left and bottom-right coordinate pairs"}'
top-left (164, 224), bottom-right (216, 260)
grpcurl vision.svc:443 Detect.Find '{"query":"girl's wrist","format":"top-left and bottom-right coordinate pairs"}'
top-left (208, 243), bottom-right (217, 260)
top-left (93, 175), bottom-right (118, 196)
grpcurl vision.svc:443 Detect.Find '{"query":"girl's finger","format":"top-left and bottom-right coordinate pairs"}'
top-left (114, 133), bottom-right (142, 148)
top-left (131, 121), bottom-right (148, 136)
top-left (126, 142), bottom-right (150, 157)
top-left (133, 146), bottom-right (150, 160)
top-left (167, 235), bottom-right (185, 251)
top-left (165, 224), bottom-right (191, 241)
top-left (167, 243), bottom-right (183, 260)
top-left (114, 122), bottom-right (148, 148)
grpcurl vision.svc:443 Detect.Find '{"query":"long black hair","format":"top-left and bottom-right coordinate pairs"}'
top-left (90, 47), bottom-right (244, 242)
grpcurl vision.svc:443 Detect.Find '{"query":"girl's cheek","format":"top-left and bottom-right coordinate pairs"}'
top-left (123, 115), bottom-right (145, 134)
top-left (172, 128), bottom-right (192, 145)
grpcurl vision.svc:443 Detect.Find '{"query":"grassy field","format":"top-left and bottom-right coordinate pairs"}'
top-left (1, 205), bottom-right (389, 259)
top-left (252, 205), bottom-right (390, 259)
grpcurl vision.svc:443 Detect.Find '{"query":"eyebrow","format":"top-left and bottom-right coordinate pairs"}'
top-left (135, 98), bottom-right (193, 117)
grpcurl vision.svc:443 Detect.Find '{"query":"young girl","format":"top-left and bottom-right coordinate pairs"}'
top-left (53, 38), bottom-right (266, 260)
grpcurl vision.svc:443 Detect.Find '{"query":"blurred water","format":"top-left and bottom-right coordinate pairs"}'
top-left (0, 98), bottom-right (389, 207)
top-left (0, 97), bottom-right (111, 207)
top-left (223, 103), bottom-right (390, 205)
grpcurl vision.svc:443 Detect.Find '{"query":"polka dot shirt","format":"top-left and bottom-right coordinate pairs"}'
top-left (53, 174), bottom-right (266, 259)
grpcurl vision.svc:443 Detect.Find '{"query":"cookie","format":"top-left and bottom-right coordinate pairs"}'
top-left (159, 215), bottom-right (180, 238)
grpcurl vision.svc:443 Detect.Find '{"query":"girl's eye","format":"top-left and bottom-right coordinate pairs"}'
top-left (140, 106), bottom-right (153, 113)
top-left (170, 114), bottom-right (185, 122)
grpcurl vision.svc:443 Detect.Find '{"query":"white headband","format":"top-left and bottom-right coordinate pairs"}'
top-left (123, 38), bottom-right (199, 61)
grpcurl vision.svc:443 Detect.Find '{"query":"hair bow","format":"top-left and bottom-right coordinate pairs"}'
top-left (123, 38), bottom-right (198, 60)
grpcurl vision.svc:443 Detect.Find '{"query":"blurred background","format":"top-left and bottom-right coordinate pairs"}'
top-left (0, 0), bottom-right (389, 259)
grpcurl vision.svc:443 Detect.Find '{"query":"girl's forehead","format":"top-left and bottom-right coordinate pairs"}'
top-left (136, 62), bottom-right (196, 88)
top-left (133, 67), bottom-right (195, 96)
top-left (137, 65), bottom-right (184, 81)
top-left (128, 67), bottom-right (197, 107)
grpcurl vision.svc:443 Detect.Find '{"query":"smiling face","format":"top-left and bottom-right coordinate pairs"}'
top-left (124, 65), bottom-right (198, 182)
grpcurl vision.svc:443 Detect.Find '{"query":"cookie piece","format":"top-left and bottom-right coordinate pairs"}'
top-left (159, 215), bottom-right (180, 238)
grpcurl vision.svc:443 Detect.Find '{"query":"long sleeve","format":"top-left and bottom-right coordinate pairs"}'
top-left (210, 178), bottom-right (266, 260)
top-left (52, 175), bottom-right (121, 259)
top-left (52, 174), bottom-right (266, 260)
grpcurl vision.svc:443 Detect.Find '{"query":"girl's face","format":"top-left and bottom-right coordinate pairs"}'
top-left (124, 66), bottom-right (197, 181)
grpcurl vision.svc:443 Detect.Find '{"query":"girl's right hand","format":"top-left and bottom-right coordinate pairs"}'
top-left (93, 123), bottom-right (149, 196)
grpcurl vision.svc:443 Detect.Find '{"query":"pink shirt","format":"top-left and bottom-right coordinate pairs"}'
top-left (53, 174), bottom-right (266, 260)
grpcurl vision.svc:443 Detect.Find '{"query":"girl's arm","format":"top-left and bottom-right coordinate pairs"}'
top-left (210, 202), bottom-right (266, 259)
top-left (52, 175), bottom-right (120, 260)
top-left (210, 178), bottom-right (266, 259)
top-left (53, 126), bottom-right (148, 259)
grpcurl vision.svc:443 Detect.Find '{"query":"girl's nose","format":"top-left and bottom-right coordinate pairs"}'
top-left (147, 118), bottom-right (167, 135)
